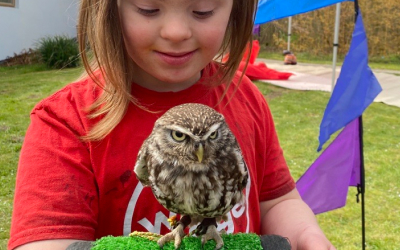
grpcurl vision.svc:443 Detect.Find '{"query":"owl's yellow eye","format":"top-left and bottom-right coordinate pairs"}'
top-left (209, 131), bottom-right (218, 140)
top-left (171, 131), bottom-right (187, 142)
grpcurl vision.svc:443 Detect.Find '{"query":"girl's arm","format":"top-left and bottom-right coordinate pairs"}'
top-left (260, 188), bottom-right (336, 250)
top-left (13, 240), bottom-right (80, 250)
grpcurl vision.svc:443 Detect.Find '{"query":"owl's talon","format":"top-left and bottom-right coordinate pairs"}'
top-left (157, 224), bottom-right (186, 249)
top-left (201, 225), bottom-right (224, 250)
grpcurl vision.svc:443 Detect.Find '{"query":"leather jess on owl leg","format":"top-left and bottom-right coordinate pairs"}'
top-left (195, 218), bottom-right (224, 250)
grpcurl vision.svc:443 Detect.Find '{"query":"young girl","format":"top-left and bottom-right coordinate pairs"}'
top-left (9, 0), bottom-right (336, 249)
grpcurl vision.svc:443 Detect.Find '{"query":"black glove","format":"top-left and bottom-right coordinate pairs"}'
top-left (260, 234), bottom-right (291, 250)
top-left (66, 241), bottom-right (93, 250)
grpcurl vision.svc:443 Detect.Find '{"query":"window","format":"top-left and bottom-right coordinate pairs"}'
top-left (0, 0), bottom-right (15, 7)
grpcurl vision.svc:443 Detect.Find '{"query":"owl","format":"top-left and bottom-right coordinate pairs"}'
top-left (134, 103), bottom-right (248, 250)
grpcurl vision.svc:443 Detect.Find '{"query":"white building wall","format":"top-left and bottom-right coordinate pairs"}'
top-left (0, 0), bottom-right (79, 60)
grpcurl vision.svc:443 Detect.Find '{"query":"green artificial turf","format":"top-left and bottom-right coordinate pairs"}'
top-left (91, 233), bottom-right (262, 250)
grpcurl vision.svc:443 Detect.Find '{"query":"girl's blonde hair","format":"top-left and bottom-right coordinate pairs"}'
top-left (78, 0), bottom-right (258, 141)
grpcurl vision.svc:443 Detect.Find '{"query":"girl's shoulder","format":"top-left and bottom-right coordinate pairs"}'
top-left (34, 75), bottom-right (100, 113)
top-left (30, 75), bottom-right (101, 134)
top-left (207, 61), bottom-right (264, 98)
top-left (231, 68), bottom-right (268, 105)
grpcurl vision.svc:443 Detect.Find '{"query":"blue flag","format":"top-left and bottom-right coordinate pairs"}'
top-left (318, 12), bottom-right (382, 151)
top-left (255, 0), bottom-right (353, 24)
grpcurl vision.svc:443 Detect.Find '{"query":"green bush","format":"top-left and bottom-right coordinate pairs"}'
top-left (37, 35), bottom-right (79, 69)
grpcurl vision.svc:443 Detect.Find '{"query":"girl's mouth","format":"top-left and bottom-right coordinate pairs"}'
top-left (156, 50), bottom-right (197, 66)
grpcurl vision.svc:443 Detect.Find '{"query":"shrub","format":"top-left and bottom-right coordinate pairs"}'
top-left (37, 35), bottom-right (79, 69)
top-left (0, 48), bottom-right (40, 67)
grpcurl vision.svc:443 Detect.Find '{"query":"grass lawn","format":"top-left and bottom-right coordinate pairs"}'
top-left (0, 64), bottom-right (399, 249)
top-left (0, 65), bottom-right (83, 249)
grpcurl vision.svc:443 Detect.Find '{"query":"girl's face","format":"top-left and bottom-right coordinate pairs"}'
top-left (118, 0), bottom-right (233, 92)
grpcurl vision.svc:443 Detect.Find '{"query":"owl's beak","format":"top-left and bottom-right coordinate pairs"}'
top-left (195, 143), bottom-right (204, 163)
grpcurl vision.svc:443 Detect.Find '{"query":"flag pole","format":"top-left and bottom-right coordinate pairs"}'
top-left (358, 115), bottom-right (366, 250)
top-left (353, 0), bottom-right (366, 249)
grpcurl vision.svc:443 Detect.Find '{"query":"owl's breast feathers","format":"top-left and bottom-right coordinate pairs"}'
top-left (148, 151), bottom-right (247, 217)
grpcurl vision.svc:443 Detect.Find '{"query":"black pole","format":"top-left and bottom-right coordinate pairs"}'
top-left (354, 0), bottom-right (360, 20)
top-left (357, 116), bottom-right (366, 250)
top-left (353, 1), bottom-right (366, 249)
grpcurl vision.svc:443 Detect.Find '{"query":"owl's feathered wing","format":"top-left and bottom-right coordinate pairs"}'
top-left (134, 142), bottom-right (151, 187)
top-left (235, 145), bottom-right (249, 192)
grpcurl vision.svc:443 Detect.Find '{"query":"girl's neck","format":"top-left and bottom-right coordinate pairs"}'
top-left (131, 64), bottom-right (202, 93)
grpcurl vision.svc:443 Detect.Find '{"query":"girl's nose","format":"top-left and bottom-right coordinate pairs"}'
top-left (160, 15), bottom-right (192, 42)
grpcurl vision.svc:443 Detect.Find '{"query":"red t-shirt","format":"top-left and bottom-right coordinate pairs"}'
top-left (8, 63), bottom-right (295, 249)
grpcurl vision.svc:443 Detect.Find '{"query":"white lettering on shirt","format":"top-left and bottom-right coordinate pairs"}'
top-left (138, 211), bottom-right (177, 234)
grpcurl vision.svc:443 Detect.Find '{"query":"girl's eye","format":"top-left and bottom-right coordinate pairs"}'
top-left (209, 131), bottom-right (218, 140)
top-left (193, 10), bottom-right (214, 19)
top-left (171, 131), bottom-right (187, 142)
top-left (137, 8), bottom-right (159, 16)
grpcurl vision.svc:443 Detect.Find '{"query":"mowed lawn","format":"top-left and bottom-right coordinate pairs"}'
top-left (0, 65), bottom-right (399, 250)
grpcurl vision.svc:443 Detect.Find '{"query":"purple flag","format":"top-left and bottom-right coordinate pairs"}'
top-left (297, 119), bottom-right (360, 214)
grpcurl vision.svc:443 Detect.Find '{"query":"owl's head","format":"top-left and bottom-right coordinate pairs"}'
top-left (151, 104), bottom-right (235, 167)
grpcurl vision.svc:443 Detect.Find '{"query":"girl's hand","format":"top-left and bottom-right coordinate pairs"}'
top-left (296, 228), bottom-right (337, 250)
top-left (260, 188), bottom-right (337, 250)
